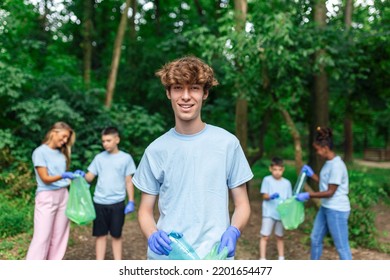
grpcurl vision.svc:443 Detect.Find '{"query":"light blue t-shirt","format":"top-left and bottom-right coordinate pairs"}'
top-left (88, 150), bottom-right (136, 205)
top-left (319, 156), bottom-right (350, 212)
top-left (32, 144), bottom-right (70, 193)
top-left (132, 124), bottom-right (254, 259)
top-left (260, 175), bottom-right (292, 220)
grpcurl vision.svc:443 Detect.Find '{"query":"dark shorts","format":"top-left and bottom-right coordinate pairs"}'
top-left (93, 201), bottom-right (125, 238)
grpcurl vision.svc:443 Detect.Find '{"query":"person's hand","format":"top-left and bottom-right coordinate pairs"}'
top-left (218, 226), bottom-right (241, 257)
top-left (269, 193), bottom-right (280, 200)
top-left (124, 201), bottom-right (135, 214)
top-left (148, 230), bottom-right (172, 256)
top-left (61, 172), bottom-right (74, 180)
top-left (74, 170), bottom-right (86, 177)
top-left (301, 165), bottom-right (314, 177)
top-left (295, 192), bottom-right (310, 202)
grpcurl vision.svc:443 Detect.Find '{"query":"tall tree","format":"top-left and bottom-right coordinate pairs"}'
top-left (343, 0), bottom-right (354, 162)
top-left (105, 0), bottom-right (131, 108)
top-left (82, 0), bottom-right (93, 89)
top-left (309, 0), bottom-right (329, 179)
top-left (233, 0), bottom-right (248, 154)
top-left (129, 0), bottom-right (137, 40)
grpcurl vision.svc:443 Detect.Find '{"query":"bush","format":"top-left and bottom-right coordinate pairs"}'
top-left (348, 169), bottom-right (387, 249)
top-left (0, 197), bottom-right (33, 238)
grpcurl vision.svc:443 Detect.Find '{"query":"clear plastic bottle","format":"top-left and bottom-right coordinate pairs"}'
top-left (293, 172), bottom-right (307, 195)
top-left (168, 232), bottom-right (200, 260)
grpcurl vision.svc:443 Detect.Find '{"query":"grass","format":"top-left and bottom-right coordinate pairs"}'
top-left (0, 158), bottom-right (389, 260)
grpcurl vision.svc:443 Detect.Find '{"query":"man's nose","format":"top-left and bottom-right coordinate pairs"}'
top-left (181, 87), bottom-right (190, 100)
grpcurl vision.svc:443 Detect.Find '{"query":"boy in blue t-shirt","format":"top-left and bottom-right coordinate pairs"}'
top-left (75, 127), bottom-right (136, 260)
top-left (133, 56), bottom-right (253, 260)
top-left (259, 157), bottom-right (292, 260)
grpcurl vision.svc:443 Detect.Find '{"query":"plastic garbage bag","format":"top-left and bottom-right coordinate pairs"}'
top-left (203, 242), bottom-right (228, 260)
top-left (65, 176), bottom-right (96, 225)
top-left (276, 197), bottom-right (304, 230)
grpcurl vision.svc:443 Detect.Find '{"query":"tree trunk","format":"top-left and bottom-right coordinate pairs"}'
top-left (309, 0), bottom-right (329, 187)
top-left (344, 115), bottom-right (353, 162)
top-left (129, 0), bottom-right (137, 40)
top-left (105, 0), bottom-right (131, 108)
top-left (233, 0), bottom-right (248, 154)
top-left (343, 0), bottom-right (354, 163)
top-left (248, 110), bottom-right (269, 167)
top-left (82, 0), bottom-right (93, 90)
top-left (235, 99), bottom-right (248, 153)
top-left (280, 106), bottom-right (320, 207)
top-left (279, 108), bottom-right (303, 174)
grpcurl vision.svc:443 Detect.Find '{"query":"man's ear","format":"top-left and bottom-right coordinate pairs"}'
top-left (203, 90), bottom-right (209, 100)
top-left (166, 89), bottom-right (171, 99)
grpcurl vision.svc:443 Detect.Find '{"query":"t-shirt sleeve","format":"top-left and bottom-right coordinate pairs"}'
top-left (87, 156), bottom-right (98, 175)
top-left (32, 148), bottom-right (47, 168)
top-left (125, 155), bottom-right (137, 176)
top-left (227, 143), bottom-right (254, 189)
top-left (260, 177), bottom-right (269, 194)
top-left (328, 162), bottom-right (343, 186)
top-left (132, 152), bottom-right (160, 195)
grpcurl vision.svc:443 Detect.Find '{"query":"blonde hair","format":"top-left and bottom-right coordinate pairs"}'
top-left (155, 56), bottom-right (219, 91)
top-left (42, 122), bottom-right (75, 169)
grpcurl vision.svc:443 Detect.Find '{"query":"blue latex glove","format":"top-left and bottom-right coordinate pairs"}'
top-left (295, 192), bottom-right (310, 202)
top-left (61, 172), bottom-right (74, 180)
top-left (148, 230), bottom-right (172, 256)
top-left (269, 192), bottom-right (280, 200)
top-left (301, 165), bottom-right (314, 177)
top-left (124, 201), bottom-right (135, 214)
top-left (218, 226), bottom-right (241, 257)
top-left (74, 170), bottom-right (86, 177)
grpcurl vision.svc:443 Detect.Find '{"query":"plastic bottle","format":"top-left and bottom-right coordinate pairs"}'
top-left (168, 232), bottom-right (200, 260)
top-left (293, 172), bottom-right (307, 195)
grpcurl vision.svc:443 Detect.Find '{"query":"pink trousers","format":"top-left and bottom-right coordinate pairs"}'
top-left (26, 188), bottom-right (70, 260)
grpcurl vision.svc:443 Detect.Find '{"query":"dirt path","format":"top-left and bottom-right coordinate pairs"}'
top-left (64, 180), bottom-right (390, 260)
top-left (354, 159), bottom-right (390, 169)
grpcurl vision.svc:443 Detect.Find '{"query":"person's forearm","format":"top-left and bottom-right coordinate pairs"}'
top-left (231, 203), bottom-right (251, 232)
top-left (41, 174), bottom-right (63, 184)
top-left (310, 174), bottom-right (319, 183)
top-left (138, 208), bottom-right (158, 239)
top-left (126, 178), bottom-right (135, 201)
top-left (84, 172), bottom-right (95, 183)
top-left (230, 185), bottom-right (251, 232)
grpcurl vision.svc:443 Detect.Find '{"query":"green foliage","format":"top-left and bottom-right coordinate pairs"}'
top-left (0, 0), bottom-right (389, 259)
top-left (0, 195), bottom-right (33, 238)
top-left (108, 104), bottom-right (166, 162)
top-left (348, 168), bottom-right (387, 248)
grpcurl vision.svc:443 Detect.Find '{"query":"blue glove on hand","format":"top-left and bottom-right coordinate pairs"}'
top-left (148, 230), bottom-right (172, 256)
top-left (269, 192), bottom-right (280, 200)
top-left (124, 201), bottom-right (135, 214)
top-left (301, 165), bottom-right (314, 177)
top-left (61, 172), bottom-right (74, 180)
top-left (74, 170), bottom-right (86, 177)
top-left (295, 192), bottom-right (310, 202)
top-left (218, 226), bottom-right (241, 258)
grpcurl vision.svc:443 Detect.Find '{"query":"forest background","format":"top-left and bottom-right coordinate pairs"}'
top-left (0, 0), bottom-right (389, 259)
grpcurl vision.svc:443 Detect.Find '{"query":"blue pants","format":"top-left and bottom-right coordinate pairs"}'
top-left (310, 206), bottom-right (352, 260)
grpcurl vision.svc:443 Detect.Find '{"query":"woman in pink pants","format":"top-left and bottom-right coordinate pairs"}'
top-left (26, 122), bottom-right (76, 260)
